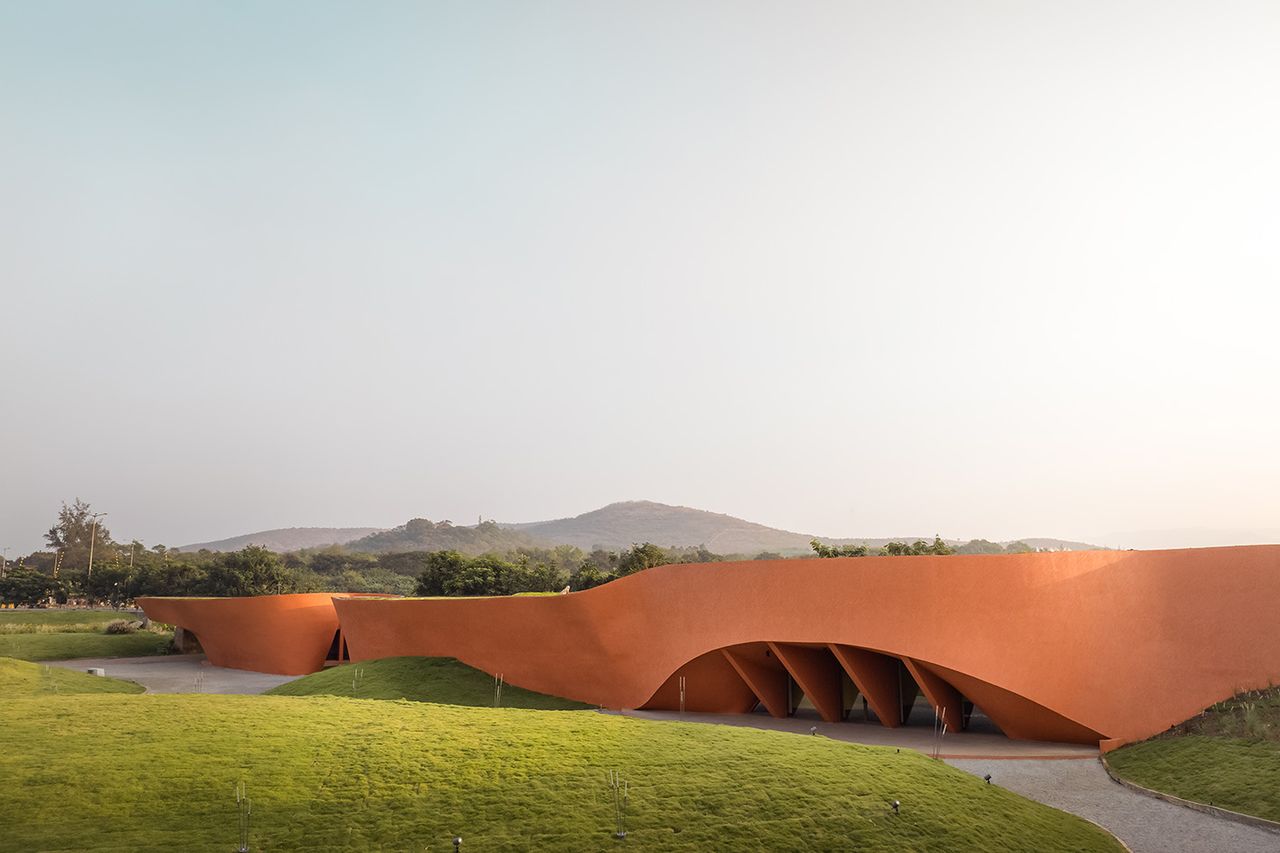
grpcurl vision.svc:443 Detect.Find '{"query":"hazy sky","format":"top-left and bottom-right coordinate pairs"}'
top-left (3, 2), bottom-right (1278, 554)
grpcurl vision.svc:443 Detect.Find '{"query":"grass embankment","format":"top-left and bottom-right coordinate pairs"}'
top-left (0, 609), bottom-right (137, 627)
top-left (0, 610), bottom-right (171, 660)
top-left (267, 656), bottom-right (591, 709)
top-left (0, 694), bottom-right (1122, 852)
top-left (0, 656), bottom-right (143, 696)
top-left (1107, 685), bottom-right (1280, 822)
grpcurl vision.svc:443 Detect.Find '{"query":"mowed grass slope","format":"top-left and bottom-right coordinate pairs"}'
top-left (0, 631), bottom-right (170, 660)
top-left (0, 609), bottom-right (140, 627)
top-left (268, 656), bottom-right (591, 709)
top-left (0, 695), bottom-right (1124, 853)
top-left (0, 610), bottom-right (171, 660)
top-left (1107, 685), bottom-right (1280, 822)
top-left (0, 656), bottom-right (144, 696)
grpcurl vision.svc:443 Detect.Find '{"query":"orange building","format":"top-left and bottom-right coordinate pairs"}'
top-left (140, 544), bottom-right (1280, 749)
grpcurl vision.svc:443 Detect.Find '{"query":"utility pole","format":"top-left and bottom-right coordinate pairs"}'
top-left (87, 512), bottom-right (107, 581)
top-left (1, 547), bottom-right (8, 579)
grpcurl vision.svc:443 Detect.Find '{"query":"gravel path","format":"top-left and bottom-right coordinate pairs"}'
top-left (44, 654), bottom-right (298, 694)
top-left (946, 758), bottom-right (1280, 853)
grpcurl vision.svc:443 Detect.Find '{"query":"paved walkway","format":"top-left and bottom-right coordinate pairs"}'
top-left (45, 654), bottom-right (298, 694)
top-left (947, 758), bottom-right (1280, 853)
top-left (620, 708), bottom-right (1097, 758)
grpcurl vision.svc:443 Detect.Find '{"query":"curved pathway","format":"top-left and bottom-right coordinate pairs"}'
top-left (946, 758), bottom-right (1279, 853)
top-left (44, 654), bottom-right (296, 694)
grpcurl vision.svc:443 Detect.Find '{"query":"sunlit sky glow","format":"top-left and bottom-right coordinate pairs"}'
top-left (2, 1), bottom-right (1278, 553)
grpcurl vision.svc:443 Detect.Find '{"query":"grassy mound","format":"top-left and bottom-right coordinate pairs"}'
top-left (0, 630), bottom-right (171, 661)
top-left (0, 694), bottom-right (1121, 852)
top-left (267, 656), bottom-right (592, 709)
top-left (1107, 685), bottom-right (1280, 822)
top-left (0, 610), bottom-right (171, 661)
top-left (0, 609), bottom-right (142, 628)
top-left (0, 656), bottom-right (144, 696)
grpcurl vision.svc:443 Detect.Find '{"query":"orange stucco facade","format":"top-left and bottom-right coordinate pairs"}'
top-left (138, 593), bottom-right (342, 675)
top-left (140, 545), bottom-right (1280, 748)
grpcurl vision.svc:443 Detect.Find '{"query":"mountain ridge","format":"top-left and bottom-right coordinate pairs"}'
top-left (176, 527), bottom-right (383, 553)
top-left (178, 500), bottom-right (1102, 555)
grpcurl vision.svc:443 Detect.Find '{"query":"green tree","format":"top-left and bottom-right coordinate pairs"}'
top-left (44, 498), bottom-right (116, 579)
top-left (617, 543), bottom-right (669, 576)
top-left (414, 551), bottom-right (470, 596)
top-left (956, 539), bottom-right (1004, 555)
top-left (83, 562), bottom-right (133, 607)
top-left (570, 562), bottom-right (611, 591)
top-left (810, 539), bottom-right (870, 558)
top-left (377, 552), bottom-right (431, 577)
top-left (443, 556), bottom-right (502, 596)
top-left (0, 567), bottom-right (64, 606)
top-left (880, 536), bottom-right (954, 557)
top-left (202, 547), bottom-right (301, 596)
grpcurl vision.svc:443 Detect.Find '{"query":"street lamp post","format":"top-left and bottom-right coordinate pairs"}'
top-left (87, 512), bottom-right (107, 582)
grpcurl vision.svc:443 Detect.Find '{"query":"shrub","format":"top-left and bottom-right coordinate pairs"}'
top-left (103, 620), bottom-right (140, 635)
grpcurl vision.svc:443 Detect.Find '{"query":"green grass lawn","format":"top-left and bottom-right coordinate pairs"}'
top-left (0, 656), bottom-right (144, 696)
top-left (0, 630), bottom-right (171, 661)
top-left (0, 609), bottom-right (171, 660)
top-left (0, 694), bottom-right (1122, 852)
top-left (1108, 737), bottom-right (1280, 821)
top-left (0, 609), bottom-right (142, 628)
top-left (267, 656), bottom-right (592, 709)
top-left (1107, 685), bottom-right (1280, 822)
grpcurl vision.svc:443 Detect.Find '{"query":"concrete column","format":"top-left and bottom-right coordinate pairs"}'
top-left (767, 642), bottom-right (844, 723)
top-left (903, 657), bottom-right (966, 733)
top-left (829, 644), bottom-right (907, 727)
top-left (721, 647), bottom-right (790, 718)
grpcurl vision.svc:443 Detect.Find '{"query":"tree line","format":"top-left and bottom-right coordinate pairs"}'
top-left (809, 536), bottom-right (1041, 558)
top-left (0, 500), bottom-right (1057, 606)
top-left (0, 500), bottom-right (732, 604)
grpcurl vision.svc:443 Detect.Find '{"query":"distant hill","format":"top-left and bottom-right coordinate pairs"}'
top-left (177, 501), bottom-right (1105, 556)
top-left (502, 501), bottom-right (817, 554)
top-left (504, 501), bottom-right (1105, 555)
top-left (346, 519), bottom-right (548, 555)
top-left (177, 527), bottom-right (383, 553)
top-left (1012, 537), bottom-right (1105, 552)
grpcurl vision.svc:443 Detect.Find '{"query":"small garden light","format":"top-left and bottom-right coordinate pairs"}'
top-left (452, 836), bottom-right (462, 852)
top-left (891, 800), bottom-right (900, 815)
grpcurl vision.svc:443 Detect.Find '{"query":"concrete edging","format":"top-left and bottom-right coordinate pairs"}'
top-left (1079, 813), bottom-right (1134, 853)
top-left (1099, 754), bottom-right (1280, 835)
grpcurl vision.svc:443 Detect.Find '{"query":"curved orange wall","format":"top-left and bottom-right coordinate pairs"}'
top-left (333, 545), bottom-right (1280, 747)
top-left (138, 593), bottom-right (340, 675)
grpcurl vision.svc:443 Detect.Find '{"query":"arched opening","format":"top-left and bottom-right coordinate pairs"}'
top-left (639, 641), bottom-right (1103, 746)
top-left (173, 626), bottom-right (203, 655)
